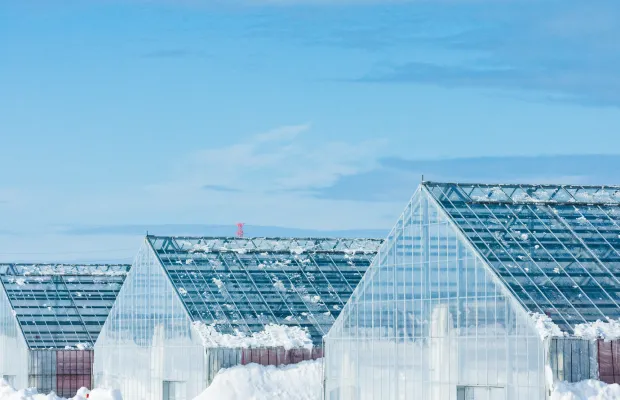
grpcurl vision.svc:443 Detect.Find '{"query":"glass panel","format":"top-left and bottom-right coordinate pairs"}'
top-left (94, 241), bottom-right (208, 400)
top-left (149, 236), bottom-right (382, 345)
top-left (421, 182), bottom-right (620, 333)
top-left (0, 263), bottom-right (130, 349)
top-left (324, 189), bottom-right (545, 400)
top-left (0, 271), bottom-right (29, 388)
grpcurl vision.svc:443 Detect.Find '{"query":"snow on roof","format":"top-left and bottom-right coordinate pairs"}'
top-left (424, 182), bottom-right (620, 335)
top-left (149, 235), bottom-right (383, 254)
top-left (193, 322), bottom-right (313, 350)
top-left (0, 263), bottom-right (130, 276)
top-left (425, 181), bottom-right (620, 205)
top-left (573, 319), bottom-right (620, 341)
top-left (530, 312), bottom-right (620, 341)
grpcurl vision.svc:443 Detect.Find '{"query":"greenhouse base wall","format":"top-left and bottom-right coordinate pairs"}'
top-left (29, 349), bottom-right (93, 398)
top-left (93, 241), bottom-right (208, 400)
top-left (546, 338), bottom-right (620, 385)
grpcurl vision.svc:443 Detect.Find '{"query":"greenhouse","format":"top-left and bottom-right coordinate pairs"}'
top-left (324, 182), bottom-right (620, 400)
top-left (94, 235), bottom-right (382, 400)
top-left (0, 263), bottom-right (130, 397)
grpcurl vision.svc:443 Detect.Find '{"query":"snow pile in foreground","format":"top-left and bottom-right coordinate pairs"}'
top-left (193, 322), bottom-right (313, 350)
top-left (530, 312), bottom-right (565, 340)
top-left (573, 319), bottom-right (620, 341)
top-left (0, 380), bottom-right (122, 400)
top-left (194, 359), bottom-right (322, 400)
top-left (551, 380), bottom-right (620, 400)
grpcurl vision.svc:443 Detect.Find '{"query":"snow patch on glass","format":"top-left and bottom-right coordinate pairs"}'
top-left (529, 312), bottom-right (565, 340)
top-left (0, 379), bottom-right (122, 400)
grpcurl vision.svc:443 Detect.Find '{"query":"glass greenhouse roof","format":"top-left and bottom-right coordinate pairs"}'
top-left (148, 236), bottom-right (383, 343)
top-left (424, 182), bottom-right (620, 333)
top-left (0, 263), bottom-right (130, 349)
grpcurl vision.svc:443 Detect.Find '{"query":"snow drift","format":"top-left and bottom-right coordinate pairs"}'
top-left (551, 380), bottom-right (620, 400)
top-left (0, 380), bottom-right (122, 400)
top-left (194, 359), bottom-right (322, 400)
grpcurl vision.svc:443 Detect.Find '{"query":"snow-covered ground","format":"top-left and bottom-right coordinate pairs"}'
top-left (193, 359), bottom-right (322, 400)
top-left (2, 366), bottom-right (620, 400)
top-left (0, 381), bottom-right (122, 400)
top-left (551, 380), bottom-right (620, 400)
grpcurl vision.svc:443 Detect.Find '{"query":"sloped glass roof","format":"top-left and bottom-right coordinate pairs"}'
top-left (424, 182), bottom-right (620, 333)
top-left (0, 264), bottom-right (130, 349)
top-left (148, 236), bottom-right (383, 343)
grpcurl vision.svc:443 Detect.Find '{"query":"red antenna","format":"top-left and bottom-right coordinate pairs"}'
top-left (236, 222), bottom-right (245, 238)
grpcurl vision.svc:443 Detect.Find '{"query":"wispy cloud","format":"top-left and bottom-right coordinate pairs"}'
top-left (142, 49), bottom-right (194, 59)
top-left (0, 189), bottom-right (20, 206)
top-left (310, 154), bottom-right (620, 202)
top-left (59, 223), bottom-right (387, 238)
top-left (202, 184), bottom-right (243, 193)
top-left (100, 124), bottom-right (397, 231)
top-left (352, 1), bottom-right (620, 106)
top-left (99, 0), bottom-right (499, 6)
top-left (141, 49), bottom-right (212, 59)
top-left (242, 0), bottom-right (620, 106)
top-left (163, 123), bottom-right (386, 194)
top-left (0, 126), bottom-right (397, 238)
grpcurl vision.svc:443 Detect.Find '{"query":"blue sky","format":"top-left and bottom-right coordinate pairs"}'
top-left (2, 0), bottom-right (620, 261)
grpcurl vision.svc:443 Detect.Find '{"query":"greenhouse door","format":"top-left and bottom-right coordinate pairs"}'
top-left (163, 381), bottom-right (187, 400)
top-left (457, 386), bottom-right (505, 400)
top-left (2, 375), bottom-right (14, 386)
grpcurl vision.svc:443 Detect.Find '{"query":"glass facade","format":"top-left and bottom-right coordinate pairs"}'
top-left (325, 187), bottom-right (546, 400)
top-left (0, 263), bottom-right (128, 393)
top-left (95, 236), bottom-right (382, 400)
top-left (94, 241), bottom-right (207, 400)
top-left (0, 277), bottom-right (28, 389)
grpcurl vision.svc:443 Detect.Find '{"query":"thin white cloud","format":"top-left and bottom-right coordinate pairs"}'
top-left (0, 189), bottom-right (21, 206)
top-left (118, 124), bottom-right (397, 230)
top-left (253, 124), bottom-right (309, 143)
top-left (176, 124), bottom-right (386, 193)
top-left (68, 0), bottom-right (521, 7)
top-left (0, 126), bottom-right (396, 243)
